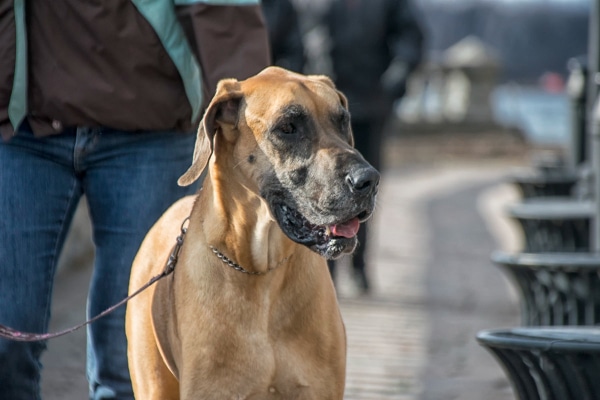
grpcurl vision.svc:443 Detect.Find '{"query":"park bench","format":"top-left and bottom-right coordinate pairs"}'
top-left (508, 168), bottom-right (579, 199)
top-left (476, 52), bottom-right (597, 400)
top-left (477, 327), bottom-right (600, 400)
top-left (491, 251), bottom-right (600, 326)
top-left (505, 199), bottom-right (593, 253)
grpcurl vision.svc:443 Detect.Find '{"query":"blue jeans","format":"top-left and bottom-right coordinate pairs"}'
top-left (0, 126), bottom-right (198, 399)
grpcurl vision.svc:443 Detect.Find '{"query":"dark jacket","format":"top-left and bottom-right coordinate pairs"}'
top-left (262, 0), bottom-right (306, 73)
top-left (324, 0), bottom-right (424, 120)
top-left (1, 0), bottom-right (270, 139)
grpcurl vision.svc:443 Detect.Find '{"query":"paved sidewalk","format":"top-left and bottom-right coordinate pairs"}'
top-left (41, 160), bottom-right (524, 400)
top-left (335, 163), bottom-right (522, 400)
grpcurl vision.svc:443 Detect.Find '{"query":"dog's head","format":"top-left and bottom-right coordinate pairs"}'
top-left (179, 66), bottom-right (380, 259)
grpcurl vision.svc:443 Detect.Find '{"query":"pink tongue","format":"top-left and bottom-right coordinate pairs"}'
top-left (330, 218), bottom-right (360, 238)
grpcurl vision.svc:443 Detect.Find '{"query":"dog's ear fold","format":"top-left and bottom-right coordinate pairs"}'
top-left (178, 79), bottom-right (243, 186)
top-left (309, 74), bottom-right (349, 110)
top-left (335, 89), bottom-right (349, 110)
top-left (309, 74), bottom-right (352, 145)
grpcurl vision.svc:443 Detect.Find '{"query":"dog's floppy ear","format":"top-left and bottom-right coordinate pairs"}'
top-left (178, 79), bottom-right (243, 186)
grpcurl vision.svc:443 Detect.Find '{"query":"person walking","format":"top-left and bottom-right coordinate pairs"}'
top-left (262, 0), bottom-right (306, 73)
top-left (0, 1), bottom-right (269, 399)
top-left (323, 0), bottom-right (424, 293)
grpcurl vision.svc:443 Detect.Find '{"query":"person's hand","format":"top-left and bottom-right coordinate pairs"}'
top-left (380, 60), bottom-right (409, 99)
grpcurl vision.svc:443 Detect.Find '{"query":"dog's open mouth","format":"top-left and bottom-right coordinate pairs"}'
top-left (273, 202), bottom-right (365, 259)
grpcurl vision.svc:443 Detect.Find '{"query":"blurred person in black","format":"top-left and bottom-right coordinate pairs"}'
top-left (262, 0), bottom-right (306, 73)
top-left (323, 0), bottom-right (424, 293)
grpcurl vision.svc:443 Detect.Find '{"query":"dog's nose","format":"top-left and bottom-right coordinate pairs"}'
top-left (345, 166), bottom-right (380, 194)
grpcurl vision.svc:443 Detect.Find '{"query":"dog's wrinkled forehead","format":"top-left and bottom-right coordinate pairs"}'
top-left (240, 68), bottom-right (348, 135)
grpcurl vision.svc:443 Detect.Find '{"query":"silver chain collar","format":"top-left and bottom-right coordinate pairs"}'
top-left (209, 246), bottom-right (266, 275)
top-left (209, 245), bottom-right (290, 275)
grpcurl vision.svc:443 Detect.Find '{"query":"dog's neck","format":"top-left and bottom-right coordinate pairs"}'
top-left (194, 165), bottom-right (295, 275)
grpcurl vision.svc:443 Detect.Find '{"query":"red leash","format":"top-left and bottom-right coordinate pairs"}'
top-left (0, 217), bottom-right (189, 342)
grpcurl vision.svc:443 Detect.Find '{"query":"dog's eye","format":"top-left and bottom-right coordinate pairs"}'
top-left (279, 123), bottom-right (297, 135)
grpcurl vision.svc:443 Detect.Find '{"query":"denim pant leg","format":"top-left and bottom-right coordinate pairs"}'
top-left (79, 129), bottom-right (198, 400)
top-left (0, 131), bottom-right (83, 400)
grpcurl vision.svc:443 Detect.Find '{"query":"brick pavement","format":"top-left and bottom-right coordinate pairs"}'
top-left (41, 161), bottom-right (524, 400)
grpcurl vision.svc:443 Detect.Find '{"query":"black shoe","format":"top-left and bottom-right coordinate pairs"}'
top-left (353, 267), bottom-right (369, 294)
top-left (327, 260), bottom-right (337, 287)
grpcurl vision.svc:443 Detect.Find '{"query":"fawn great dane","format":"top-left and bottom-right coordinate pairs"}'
top-left (126, 66), bottom-right (380, 399)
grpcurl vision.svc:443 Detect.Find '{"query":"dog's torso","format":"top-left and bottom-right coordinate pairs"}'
top-left (128, 191), bottom-right (346, 399)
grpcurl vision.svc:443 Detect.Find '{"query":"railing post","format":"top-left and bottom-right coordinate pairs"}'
top-left (589, 0), bottom-right (600, 251)
top-left (587, 0), bottom-right (600, 114)
top-left (592, 95), bottom-right (600, 250)
top-left (566, 57), bottom-right (587, 169)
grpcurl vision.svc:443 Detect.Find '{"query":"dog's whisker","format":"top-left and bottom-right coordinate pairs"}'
top-left (232, 159), bottom-right (245, 170)
top-left (233, 144), bottom-right (261, 170)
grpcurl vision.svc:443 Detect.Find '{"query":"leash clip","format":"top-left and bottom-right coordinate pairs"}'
top-left (164, 216), bottom-right (190, 275)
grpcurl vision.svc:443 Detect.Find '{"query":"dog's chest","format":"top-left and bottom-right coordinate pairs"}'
top-left (174, 262), bottom-right (344, 399)
top-left (190, 335), bottom-right (326, 399)
top-left (238, 379), bottom-right (312, 400)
